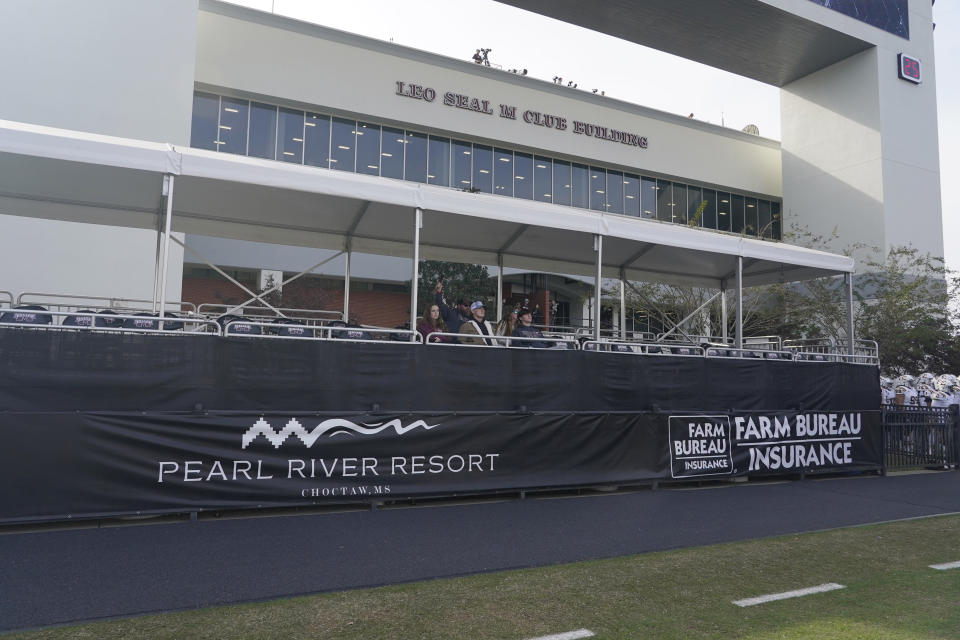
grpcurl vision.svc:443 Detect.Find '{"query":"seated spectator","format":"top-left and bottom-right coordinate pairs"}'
top-left (512, 307), bottom-right (549, 348)
top-left (434, 281), bottom-right (471, 334)
top-left (458, 301), bottom-right (494, 345)
top-left (417, 304), bottom-right (451, 343)
top-left (495, 306), bottom-right (518, 340)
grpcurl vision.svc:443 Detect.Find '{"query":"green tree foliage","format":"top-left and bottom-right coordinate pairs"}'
top-left (416, 260), bottom-right (493, 316)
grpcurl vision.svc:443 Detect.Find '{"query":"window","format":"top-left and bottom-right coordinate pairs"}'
top-left (534, 156), bottom-right (552, 203)
top-left (452, 140), bottom-right (472, 188)
top-left (304, 112), bottom-right (330, 168)
top-left (428, 136), bottom-right (451, 186)
top-left (772, 202), bottom-right (782, 240)
top-left (514, 152), bottom-right (532, 199)
top-left (381, 127), bottom-right (405, 179)
top-left (701, 189), bottom-right (717, 229)
top-left (472, 144), bottom-right (493, 193)
top-left (553, 160), bottom-right (572, 206)
top-left (571, 163), bottom-right (588, 209)
top-left (493, 148), bottom-right (512, 195)
top-left (330, 117), bottom-right (356, 171)
top-left (277, 107), bottom-right (305, 164)
top-left (641, 177), bottom-right (657, 219)
top-left (687, 186), bottom-right (702, 226)
top-left (356, 122), bottom-right (380, 175)
top-left (219, 97), bottom-right (250, 155)
top-left (606, 171), bottom-right (624, 215)
top-left (190, 92), bottom-right (220, 151)
top-left (589, 167), bottom-right (606, 212)
top-left (731, 194), bottom-right (745, 234)
top-left (744, 197), bottom-right (758, 237)
top-left (404, 131), bottom-right (427, 183)
top-left (672, 182), bottom-right (687, 224)
top-left (623, 174), bottom-right (639, 217)
top-left (717, 192), bottom-right (731, 232)
top-left (656, 180), bottom-right (672, 222)
top-left (758, 200), bottom-right (772, 239)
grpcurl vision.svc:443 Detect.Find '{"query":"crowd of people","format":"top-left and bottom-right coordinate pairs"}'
top-left (417, 282), bottom-right (552, 348)
top-left (881, 373), bottom-right (960, 408)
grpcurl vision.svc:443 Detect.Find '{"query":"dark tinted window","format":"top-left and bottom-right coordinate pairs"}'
top-left (452, 140), bottom-right (472, 188)
top-left (514, 152), bottom-right (532, 199)
top-left (248, 102), bottom-right (277, 160)
top-left (472, 144), bottom-right (492, 193)
top-left (404, 131), bottom-right (428, 183)
top-left (606, 171), bottom-right (624, 215)
top-left (190, 92), bottom-right (220, 151)
top-left (219, 97), bottom-right (250, 155)
top-left (701, 189), bottom-right (717, 229)
top-left (277, 107), bottom-right (304, 164)
top-left (356, 122), bottom-right (380, 175)
top-left (571, 163), bottom-right (588, 208)
top-left (641, 177), bottom-right (657, 219)
top-left (534, 156), bottom-right (552, 203)
top-left (330, 117), bottom-right (356, 171)
top-left (623, 174), bottom-right (639, 217)
top-left (428, 136), bottom-right (450, 186)
top-left (494, 148), bottom-right (512, 196)
top-left (380, 127), bottom-right (405, 179)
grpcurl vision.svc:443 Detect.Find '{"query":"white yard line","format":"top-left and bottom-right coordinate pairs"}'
top-left (733, 583), bottom-right (845, 607)
top-left (929, 560), bottom-right (960, 570)
top-left (524, 630), bottom-right (595, 640)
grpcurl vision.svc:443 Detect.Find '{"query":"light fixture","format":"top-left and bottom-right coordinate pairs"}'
top-left (224, 107), bottom-right (239, 113)
top-left (536, 164), bottom-right (546, 169)
top-left (338, 145), bottom-right (350, 150)
top-left (460, 180), bottom-right (470, 184)
top-left (499, 157), bottom-right (511, 162)
top-left (214, 140), bottom-right (225, 145)
top-left (596, 190), bottom-right (605, 194)
top-left (283, 151), bottom-right (294, 156)
top-left (479, 169), bottom-right (489, 174)
top-left (463, 150), bottom-right (471, 155)
top-left (721, 199), bottom-right (728, 203)
top-left (516, 176), bottom-right (525, 180)
top-left (218, 125), bottom-right (232, 130)
top-left (544, 194), bottom-right (551, 198)
top-left (305, 122), bottom-right (316, 127)
top-left (747, 203), bottom-right (755, 208)
top-left (381, 152), bottom-right (392, 157)
top-left (643, 210), bottom-right (652, 215)
top-left (719, 211), bottom-right (727, 215)
top-left (292, 137), bottom-right (302, 142)
top-left (625, 195), bottom-right (634, 199)
top-left (369, 165), bottom-right (379, 169)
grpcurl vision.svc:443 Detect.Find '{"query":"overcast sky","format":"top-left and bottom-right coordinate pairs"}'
top-left (225, 0), bottom-right (959, 269)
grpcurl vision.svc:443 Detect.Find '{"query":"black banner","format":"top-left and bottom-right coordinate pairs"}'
top-left (0, 409), bottom-right (881, 523)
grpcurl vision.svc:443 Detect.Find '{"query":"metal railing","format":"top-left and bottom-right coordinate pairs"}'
top-left (424, 331), bottom-right (576, 349)
top-left (882, 404), bottom-right (958, 472)
top-left (0, 307), bottom-right (221, 335)
top-left (222, 319), bottom-right (421, 343)
top-left (197, 303), bottom-right (343, 325)
top-left (18, 292), bottom-right (196, 314)
top-left (582, 340), bottom-right (705, 357)
top-left (705, 346), bottom-right (795, 360)
top-left (0, 291), bottom-right (11, 306)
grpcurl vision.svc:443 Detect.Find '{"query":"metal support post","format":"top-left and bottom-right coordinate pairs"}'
top-left (497, 253), bottom-right (504, 321)
top-left (594, 234), bottom-right (603, 341)
top-left (845, 272), bottom-right (855, 355)
top-left (410, 208), bottom-right (422, 334)
top-left (152, 204), bottom-right (164, 313)
top-left (343, 241), bottom-right (352, 322)
top-left (720, 284), bottom-right (728, 341)
top-left (619, 271), bottom-right (626, 340)
top-left (158, 175), bottom-right (175, 330)
top-left (735, 256), bottom-right (743, 350)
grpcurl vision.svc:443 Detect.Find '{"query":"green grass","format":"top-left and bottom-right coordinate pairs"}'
top-left (6, 514), bottom-right (960, 640)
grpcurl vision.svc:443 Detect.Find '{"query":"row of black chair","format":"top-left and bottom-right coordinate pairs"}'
top-left (0, 306), bottom-right (184, 330)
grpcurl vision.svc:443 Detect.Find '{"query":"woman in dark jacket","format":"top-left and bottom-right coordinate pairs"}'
top-left (417, 304), bottom-right (451, 343)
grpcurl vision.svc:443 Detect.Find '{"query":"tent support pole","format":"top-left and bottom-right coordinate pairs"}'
top-left (720, 284), bottom-right (728, 342)
top-left (343, 240), bottom-right (351, 323)
top-left (410, 208), bottom-right (422, 336)
top-left (497, 253), bottom-right (504, 321)
top-left (594, 234), bottom-right (603, 341)
top-left (619, 268), bottom-right (626, 340)
top-left (151, 202), bottom-right (164, 313)
top-left (735, 256), bottom-right (743, 350)
top-left (158, 175), bottom-right (175, 330)
top-left (845, 272), bottom-right (855, 355)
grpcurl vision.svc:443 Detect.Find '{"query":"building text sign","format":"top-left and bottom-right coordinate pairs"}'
top-left (395, 81), bottom-right (648, 149)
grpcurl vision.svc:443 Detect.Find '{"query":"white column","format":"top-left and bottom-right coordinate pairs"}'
top-left (619, 273), bottom-right (626, 340)
top-left (497, 253), bottom-right (503, 321)
top-left (594, 234), bottom-right (603, 341)
top-left (845, 272), bottom-right (855, 355)
top-left (735, 256), bottom-right (743, 350)
top-left (343, 242), bottom-right (351, 322)
top-left (409, 208), bottom-right (422, 335)
top-left (158, 174), bottom-right (175, 330)
top-left (720, 285), bottom-right (728, 341)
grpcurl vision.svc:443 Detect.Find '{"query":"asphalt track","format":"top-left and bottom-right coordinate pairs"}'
top-left (2, 472), bottom-right (959, 633)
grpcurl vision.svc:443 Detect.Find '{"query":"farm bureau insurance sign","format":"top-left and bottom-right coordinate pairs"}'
top-left (395, 81), bottom-right (649, 149)
top-left (669, 412), bottom-right (871, 479)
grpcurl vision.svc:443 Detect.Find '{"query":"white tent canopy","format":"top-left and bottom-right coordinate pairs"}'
top-left (0, 119), bottom-right (856, 345)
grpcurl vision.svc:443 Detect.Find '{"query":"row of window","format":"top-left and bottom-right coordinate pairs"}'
top-left (191, 92), bottom-right (781, 240)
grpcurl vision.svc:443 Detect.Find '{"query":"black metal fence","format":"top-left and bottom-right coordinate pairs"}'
top-left (882, 404), bottom-right (959, 472)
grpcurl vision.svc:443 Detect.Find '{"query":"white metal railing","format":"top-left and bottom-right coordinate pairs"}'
top-left (17, 291), bottom-right (196, 314)
top-left (657, 333), bottom-right (735, 346)
top-left (197, 303), bottom-right (343, 325)
top-left (742, 335), bottom-right (783, 351)
top-left (424, 331), bottom-right (576, 349)
top-left (222, 319), bottom-right (421, 343)
top-left (582, 340), bottom-right (705, 357)
top-left (0, 291), bottom-right (12, 306)
top-left (0, 307), bottom-right (220, 335)
top-left (705, 346), bottom-right (795, 361)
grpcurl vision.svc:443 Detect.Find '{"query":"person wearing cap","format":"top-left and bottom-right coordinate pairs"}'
top-left (458, 300), bottom-right (495, 345)
top-left (434, 281), bottom-right (471, 334)
top-left (512, 307), bottom-right (549, 348)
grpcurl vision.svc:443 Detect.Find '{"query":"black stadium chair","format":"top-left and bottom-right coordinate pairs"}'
top-left (62, 310), bottom-right (96, 327)
top-left (123, 313), bottom-right (159, 330)
top-left (0, 305), bottom-right (53, 325)
top-left (272, 318), bottom-right (311, 337)
top-left (159, 312), bottom-right (184, 331)
top-left (328, 320), bottom-right (371, 340)
top-left (94, 310), bottom-right (123, 328)
top-left (217, 314), bottom-right (262, 336)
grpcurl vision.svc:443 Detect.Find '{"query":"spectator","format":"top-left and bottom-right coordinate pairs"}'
top-left (532, 304), bottom-right (544, 326)
top-left (495, 306), bottom-right (519, 343)
top-left (473, 49), bottom-right (483, 64)
top-left (434, 281), bottom-right (471, 333)
top-left (417, 303), bottom-right (450, 343)
top-left (513, 307), bottom-right (549, 348)
top-left (459, 301), bottom-right (494, 345)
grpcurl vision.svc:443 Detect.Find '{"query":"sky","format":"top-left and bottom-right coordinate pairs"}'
top-left (224, 0), bottom-right (959, 268)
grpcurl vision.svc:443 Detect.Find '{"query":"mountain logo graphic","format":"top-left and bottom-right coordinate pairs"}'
top-left (242, 417), bottom-right (439, 449)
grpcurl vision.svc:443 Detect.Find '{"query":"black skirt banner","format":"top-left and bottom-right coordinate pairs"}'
top-left (0, 409), bottom-right (881, 523)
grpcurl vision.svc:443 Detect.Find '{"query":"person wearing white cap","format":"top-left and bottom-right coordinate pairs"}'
top-left (458, 300), bottom-right (494, 345)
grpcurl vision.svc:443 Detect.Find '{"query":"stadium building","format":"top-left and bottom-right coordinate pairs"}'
top-left (0, 0), bottom-right (942, 334)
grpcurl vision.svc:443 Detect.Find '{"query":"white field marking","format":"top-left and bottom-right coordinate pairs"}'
top-left (733, 583), bottom-right (846, 607)
top-left (929, 561), bottom-right (960, 570)
top-left (524, 630), bottom-right (595, 640)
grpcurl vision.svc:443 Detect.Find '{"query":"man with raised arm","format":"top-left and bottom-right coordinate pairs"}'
top-left (458, 301), bottom-right (495, 345)
top-left (434, 281), bottom-right (471, 335)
